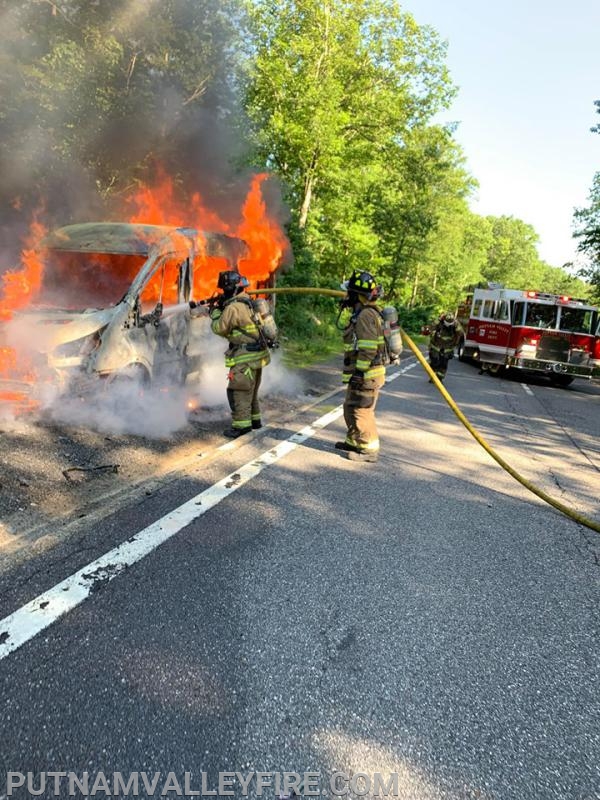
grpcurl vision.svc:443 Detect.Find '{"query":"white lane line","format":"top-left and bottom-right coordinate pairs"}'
top-left (386, 360), bottom-right (418, 382)
top-left (521, 383), bottom-right (534, 396)
top-left (0, 361), bottom-right (416, 661)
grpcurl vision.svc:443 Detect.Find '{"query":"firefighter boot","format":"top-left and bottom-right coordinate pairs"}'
top-left (223, 427), bottom-right (252, 438)
top-left (335, 441), bottom-right (360, 452)
top-left (252, 419), bottom-right (263, 429)
top-left (346, 450), bottom-right (379, 463)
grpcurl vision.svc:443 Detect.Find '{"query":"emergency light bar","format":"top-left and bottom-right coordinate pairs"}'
top-left (523, 291), bottom-right (575, 303)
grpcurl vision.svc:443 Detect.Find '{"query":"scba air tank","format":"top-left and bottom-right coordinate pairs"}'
top-left (252, 297), bottom-right (279, 345)
top-left (382, 305), bottom-right (403, 363)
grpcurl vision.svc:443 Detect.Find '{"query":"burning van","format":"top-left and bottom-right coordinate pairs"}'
top-left (0, 222), bottom-right (250, 407)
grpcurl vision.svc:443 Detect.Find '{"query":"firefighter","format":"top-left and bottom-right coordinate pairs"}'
top-left (428, 311), bottom-right (464, 382)
top-left (209, 270), bottom-right (273, 438)
top-left (335, 269), bottom-right (386, 463)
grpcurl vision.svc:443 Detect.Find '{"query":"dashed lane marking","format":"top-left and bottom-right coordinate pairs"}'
top-left (521, 383), bottom-right (534, 396)
top-left (0, 361), bottom-right (417, 661)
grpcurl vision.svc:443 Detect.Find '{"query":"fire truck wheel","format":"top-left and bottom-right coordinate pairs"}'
top-left (549, 374), bottom-right (574, 388)
top-left (457, 338), bottom-right (467, 362)
top-left (487, 364), bottom-right (504, 376)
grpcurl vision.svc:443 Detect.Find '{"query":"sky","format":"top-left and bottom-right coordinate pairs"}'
top-left (404, 0), bottom-right (600, 269)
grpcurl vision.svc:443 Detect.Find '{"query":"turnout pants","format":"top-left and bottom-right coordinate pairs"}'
top-left (343, 376), bottom-right (385, 453)
top-left (429, 348), bottom-right (450, 378)
top-left (227, 364), bottom-right (262, 430)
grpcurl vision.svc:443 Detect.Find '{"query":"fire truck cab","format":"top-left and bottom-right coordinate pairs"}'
top-left (456, 286), bottom-right (599, 386)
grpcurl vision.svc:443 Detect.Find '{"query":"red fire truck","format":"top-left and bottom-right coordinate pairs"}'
top-left (594, 317), bottom-right (600, 375)
top-left (456, 286), bottom-right (599, 386)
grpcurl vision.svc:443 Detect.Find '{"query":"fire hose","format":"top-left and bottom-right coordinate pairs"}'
top-left (248, 286), bottom-right (600, 535)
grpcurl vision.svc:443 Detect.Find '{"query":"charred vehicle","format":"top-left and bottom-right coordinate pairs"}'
top-left (0, 223), bottom-right (249, 403)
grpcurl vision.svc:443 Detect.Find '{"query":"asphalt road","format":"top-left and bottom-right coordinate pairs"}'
top-left (1, 357), bottom-right (600, 800)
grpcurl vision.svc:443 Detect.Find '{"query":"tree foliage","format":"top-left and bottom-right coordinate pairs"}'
top-left (572, 99), bottom-right (600, 300)
top-left (0, 0), bottom-right (590, 313)
top-left (245, 0), bottom-right (587, 313)
top-left (245, 0), bottom-right (458, 284)
top-left (0, 0), bottom-right (248, 211)
top-left (574, 172), bottom-right (600, 300)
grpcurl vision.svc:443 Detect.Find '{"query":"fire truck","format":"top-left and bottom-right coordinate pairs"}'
top-left (455, 285), bottom-right (599, 386)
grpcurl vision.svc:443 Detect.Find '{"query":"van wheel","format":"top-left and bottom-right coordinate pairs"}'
top-left (549, 374), bottom-right (574, 388)
top-left (107, 364), bottom-right (150, 390)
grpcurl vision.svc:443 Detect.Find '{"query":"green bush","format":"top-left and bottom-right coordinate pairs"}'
top-left (396, 304), bottom-right (434, 333)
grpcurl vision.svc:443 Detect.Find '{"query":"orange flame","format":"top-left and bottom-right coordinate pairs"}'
top-left (124, 168), bottom-right (286, 297)
top-left (0, 214), bottom-right (47, 410)
top-left (237, 173), bottom-right (287, 281)
top-left (0, 170), bottom-right (288, 414)
top-left (0, 214), bottom-right (47, 322)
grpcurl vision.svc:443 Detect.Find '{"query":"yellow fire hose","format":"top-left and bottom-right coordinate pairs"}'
top-left (249, 286), bottom-right (600, 534)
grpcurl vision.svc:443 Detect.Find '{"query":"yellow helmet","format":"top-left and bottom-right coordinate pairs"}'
top-left (341, 269), bottom-right (381, 299)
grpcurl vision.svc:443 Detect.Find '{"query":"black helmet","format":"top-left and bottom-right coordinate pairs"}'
top-left (217, 270), bottom-right (249, 297)
top-left (341, 269), bottom-right (381, 300)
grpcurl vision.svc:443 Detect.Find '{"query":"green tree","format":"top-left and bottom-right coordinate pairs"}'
top-left (537, 263), bottom-right (592, 299)
top-left (0, 0), bottom-right (248, 209)
top-left (480, 215), bottom-right (543, 289)
top-left (245, 0), bottom-right (455, 281)
top-left (572, 99), bottom-right (600, 299)
top-left (573, 171), bottom-right (600, 299)
top-left (370, 125), bottom-right (476, 306)
top-left (424, 206), bottom-right (492, 310)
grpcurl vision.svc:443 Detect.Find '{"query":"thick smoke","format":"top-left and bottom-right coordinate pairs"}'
top-left (0, 0), bottom-right (297, 437)
top-left (44, 330), bottom-right (307, 439)
top-left (0, 0), bottom-right (261, 261)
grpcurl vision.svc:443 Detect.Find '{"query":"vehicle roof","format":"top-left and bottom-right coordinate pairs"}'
top-left (41, 222), bottom-right (249, 261)
top-left (472, 286), bottom-right (596, 310)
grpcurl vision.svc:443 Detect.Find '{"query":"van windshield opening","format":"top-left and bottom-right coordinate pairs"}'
top-left (36, 250), bottom-right (145, 309)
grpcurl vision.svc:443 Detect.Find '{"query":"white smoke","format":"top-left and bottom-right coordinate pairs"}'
top-left (2, 306), bottom-right (310, 438)
top-left (46, 379), bottom-right (190, 439)
top-left (262, 348), bottom-right (306, 397)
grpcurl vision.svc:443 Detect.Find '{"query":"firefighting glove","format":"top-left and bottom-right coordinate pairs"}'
top-left (348, 372), bottom-right (364, 390)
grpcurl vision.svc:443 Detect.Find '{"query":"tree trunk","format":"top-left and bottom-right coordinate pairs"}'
top-left (298, 169), bottom-right (315, 230)
top-left (409, 266), bottom-right (420, 308)
top-left (298, 5), bottom-right (329, 230)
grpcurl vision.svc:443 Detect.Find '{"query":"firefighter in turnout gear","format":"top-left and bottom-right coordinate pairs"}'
top-left (335, 270), bottom-right (386, 463)
top-left (210, 270), bottom-right (273, 438)
top-left (428, 312), bottom-right (464, 382)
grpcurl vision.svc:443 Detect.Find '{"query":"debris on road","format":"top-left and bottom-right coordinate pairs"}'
top-left (62, 464), bottom-right (120, 483)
